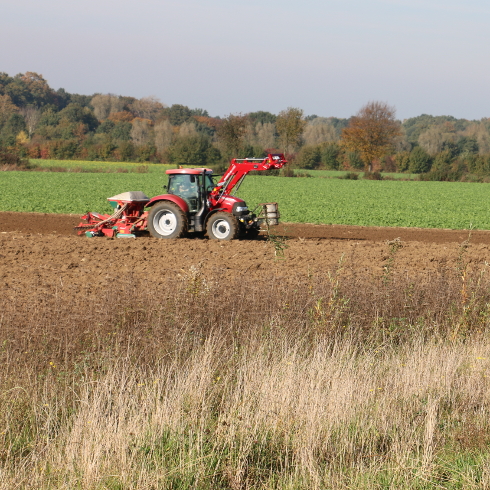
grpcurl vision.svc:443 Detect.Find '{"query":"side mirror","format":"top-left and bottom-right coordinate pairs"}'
top-left (163, 185), bottom-right (167, 190)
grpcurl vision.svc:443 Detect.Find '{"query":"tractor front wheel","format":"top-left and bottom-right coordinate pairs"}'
top-left (148, 201), bottom-right (187, 239)
top-left (207, 212), bottom-right (239, 241)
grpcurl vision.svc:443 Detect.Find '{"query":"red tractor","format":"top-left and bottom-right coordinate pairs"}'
top-left (75, 153), bottom-right (287, 240)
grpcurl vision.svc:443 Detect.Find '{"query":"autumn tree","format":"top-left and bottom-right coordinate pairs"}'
top-left (216, 114), bottom-right (248, 157)
top-left (276, 107), bottom-right (306, 154)
top-left (130, 118), bottom-right (152, 146)
top-left (242, 119), bottom-right (274, 151)
top-left (90, 94), bottom-right (125, 121)
top-left (303, 117), bottom-right (339, 146)
top-left (341, 101), bottom-right (401, 172)
top-left (129, 96), bottom-right (165, 121)
top-left (0, 94), bottom-right (18, 128)
top-left (154, 119), bottom-right (174, 153)
top-left (19, 72), bottom-right (55, 107)
top-left (20, 106), bottom-right (41, 138)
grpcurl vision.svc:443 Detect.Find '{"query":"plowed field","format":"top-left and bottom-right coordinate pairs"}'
top-left (2, 211), bottom-right (490, 308)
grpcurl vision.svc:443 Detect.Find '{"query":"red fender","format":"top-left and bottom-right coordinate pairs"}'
top-left (146, 194), bottom-right (189, 213)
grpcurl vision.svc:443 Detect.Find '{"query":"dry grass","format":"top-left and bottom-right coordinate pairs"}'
top-left (2, 256), bottom-right (490, 488)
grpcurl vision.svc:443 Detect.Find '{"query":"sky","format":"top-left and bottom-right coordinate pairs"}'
top-left (1, 0), bottom-right (489, 120)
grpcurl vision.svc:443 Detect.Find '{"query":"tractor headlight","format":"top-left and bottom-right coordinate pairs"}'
top-left (232, 203), bottom-right (249, 216)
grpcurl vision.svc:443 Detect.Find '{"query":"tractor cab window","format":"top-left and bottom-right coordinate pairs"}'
top-left (168, 174), bottom-right (200, 211)
top-left (204, 174), bottom-right (215, 191)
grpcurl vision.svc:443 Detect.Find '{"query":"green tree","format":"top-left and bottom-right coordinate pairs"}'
top-left (248, 111), bottom-right (277, 125)
top-left (321, 142), bottom-right (341, 169)
top-left (395, 151), bottom-right (410, 172)
top-left (276, 107), bottom-right (306, 154)
top-left (96, 119), bottom-right (116, 134)
top-left (59, 103), bottom-right (98, 131)
top-left (346, 151), bottom-right (364, 169)
top-left (409, 146), bottom-right (432, 173)
top-left (111, 121), bottom-right (132, 141)
top-left (341, 101), bottom-right (401, 172)
top-left (296, 145), bottom-right (321, 169)
top-left (164, 104), bottom-right (193, 126)
top-left (167, 134), bottom-right (220, 166)
top-left (432, 149), bottom-right (453, 172)
top-left (38, 108), bottom-right (60, 127)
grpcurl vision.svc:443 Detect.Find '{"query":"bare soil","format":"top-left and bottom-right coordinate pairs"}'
top-left (1, 211), bottom-right (490, 307)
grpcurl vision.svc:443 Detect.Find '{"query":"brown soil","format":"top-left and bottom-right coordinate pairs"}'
top-left (1, 211), bottom-right (490, 307)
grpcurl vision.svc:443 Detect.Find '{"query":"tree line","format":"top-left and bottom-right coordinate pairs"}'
top-left (2, 71), bottom-right (490, 180)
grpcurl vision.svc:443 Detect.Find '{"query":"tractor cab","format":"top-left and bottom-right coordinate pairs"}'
top-left (166, 168), bottom-right (214, 213)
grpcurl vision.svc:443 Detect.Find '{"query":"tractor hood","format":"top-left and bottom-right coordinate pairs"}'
top-left (217, 196), bottom-right (247, 214)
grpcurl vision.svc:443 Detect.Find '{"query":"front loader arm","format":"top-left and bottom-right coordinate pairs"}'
top-left (210, 153), bottom-right (287, 201)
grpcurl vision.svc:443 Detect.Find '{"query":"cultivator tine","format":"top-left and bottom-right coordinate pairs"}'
top-left (73, 224), bottom-right (97, 235)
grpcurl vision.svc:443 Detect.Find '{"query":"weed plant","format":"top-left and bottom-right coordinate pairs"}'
top-left (2, 261), bottom-right (490, 488)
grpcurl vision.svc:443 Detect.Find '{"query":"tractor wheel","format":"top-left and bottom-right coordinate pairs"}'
top-left (148, 201), bottom-right (187, 239)
top-left (207, 212), bottom-right (239, 241)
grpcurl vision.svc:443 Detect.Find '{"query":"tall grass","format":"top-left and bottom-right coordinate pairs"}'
top-left (2, 261), bottom-right (490, 488)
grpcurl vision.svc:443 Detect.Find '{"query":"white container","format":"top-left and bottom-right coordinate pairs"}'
top-left (262, 202), bottom-right (280, 226)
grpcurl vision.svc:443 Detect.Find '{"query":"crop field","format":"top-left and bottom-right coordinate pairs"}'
top-left (31, 160), bottom-right (416, 180)
top-left (2, 170), bottom-right (490, 229)
top-left (296, 168), bottom-right (418, 179)
top-left (30, 159), bottom-right (173, 173)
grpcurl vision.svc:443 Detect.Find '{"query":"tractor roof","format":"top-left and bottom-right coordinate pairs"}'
top-left (166, 168), bottom-right (213, 175)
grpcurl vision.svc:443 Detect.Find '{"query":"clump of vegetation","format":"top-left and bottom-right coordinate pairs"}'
top-left (363, 170), bottom-right (383, 180)
top-left (342, 171), bottom-right (359, 180)
top-left (0, 146), bottom-right (30, 170)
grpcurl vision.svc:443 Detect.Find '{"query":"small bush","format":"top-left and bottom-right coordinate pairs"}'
top-left (342, 172), bottom-right (359, 180)
top-left (0, 147), bottom-right (30, 170)
top-left (418, 170), bottom-right (463, 182)
top-left (363, 171), bottom-right (383, 180)
top-left (281, 166), bottom-right (295, 177)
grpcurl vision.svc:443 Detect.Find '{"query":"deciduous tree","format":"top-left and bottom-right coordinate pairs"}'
top-left (254, 122), bottom-right (276, 150)
top-left (20, 106), bottom-right (41, 138)
top-left (90, 94), bottom-right (125, 121)
top-left (129, 96), bottom-right (165, 121)
top-left (0, 94), bottom-right (18, 128)
top-left (154, 119), bottom-right (174, 153)
top-left (341, 101), bottom-right (401, 172)
top-left (130, 118), bottom-right (152, 146)
top-left (303, 117), bottom-right (339, 146)
top-left (276, 107), bottom-right (306, 154)
top-left (409, 146), bottom-right (432, 173)
top-left (217, 114), bottom-right (248, 157)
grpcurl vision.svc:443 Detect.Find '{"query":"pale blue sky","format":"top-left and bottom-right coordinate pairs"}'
top-left (2, 0), bottom-right (489, 120)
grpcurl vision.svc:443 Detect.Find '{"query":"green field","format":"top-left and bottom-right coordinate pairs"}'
top-left (30, 159), bottom-right (176, 173)
top-left (30, 161), bottom-right (416, 180)
top-left (1, 171), bottom-right (489, 229)
top-left (296, 169), bottom-right (418, 180)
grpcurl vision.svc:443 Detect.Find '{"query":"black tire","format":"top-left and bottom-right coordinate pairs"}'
top-left (148, 201), bottom-right (187, 239)
top-left (206, 212), bottom-right (239, 241)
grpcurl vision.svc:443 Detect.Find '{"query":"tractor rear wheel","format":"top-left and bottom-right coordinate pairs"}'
top-left (207, 212), bottom-right (239, 241)
top-left (148, 201), bottom-right (187, 239)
